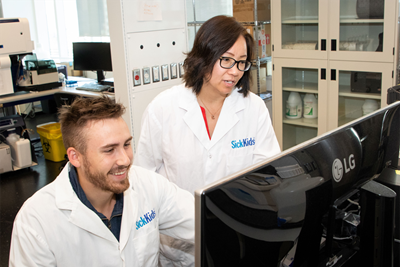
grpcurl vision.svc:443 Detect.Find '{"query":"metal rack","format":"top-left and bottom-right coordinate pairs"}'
top-left (187, 0), bottom-right (272, 96)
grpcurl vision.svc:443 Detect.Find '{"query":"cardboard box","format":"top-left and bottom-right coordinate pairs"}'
top-left (59, 62), bottom-right (83, 77)
top-left (245, 24), bottom-right (271, 58)
top-left (265, 24), bottom-right (271, 57)
top-left (250, 67), bottom-right (267, 94)
top-left (233, 0), bottom-right (271, 22)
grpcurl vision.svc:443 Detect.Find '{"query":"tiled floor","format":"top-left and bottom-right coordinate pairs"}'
top-left (0, 112), bottom-right (66, 267)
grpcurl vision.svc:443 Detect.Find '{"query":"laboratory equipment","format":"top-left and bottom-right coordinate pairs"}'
top-left (0, 18), bottom-right (34, 96)
top-left (18, 54), bottom-right (62, 91)
top-left (0, 115), bottom-right (37, 172)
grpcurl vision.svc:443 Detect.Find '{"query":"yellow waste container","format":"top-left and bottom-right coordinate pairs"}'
top-left (36, 122), bottom-right (67, 162)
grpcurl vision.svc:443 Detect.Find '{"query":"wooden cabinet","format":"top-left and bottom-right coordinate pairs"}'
top-left (271, 0), bottom-right (399, 150)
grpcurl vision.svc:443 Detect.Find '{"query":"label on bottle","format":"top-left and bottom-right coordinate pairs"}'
top-left (286, 103), bottom-right (301, 117)
top-left (304, 101), bottom-right (314, 116)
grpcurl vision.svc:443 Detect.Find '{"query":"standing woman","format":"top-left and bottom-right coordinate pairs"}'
top-left (134, 15), bottom-right (280, 195)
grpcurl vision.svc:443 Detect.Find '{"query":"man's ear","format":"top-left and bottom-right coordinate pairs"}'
top-left (67, 147), bottom-right (82, 168)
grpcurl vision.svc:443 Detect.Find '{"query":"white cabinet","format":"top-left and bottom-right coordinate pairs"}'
top-left (273, 58), bottom-right (329, 149)
top-left (273, 0), bottom-right (397, 62)
top-left (272, 0), bottom-right (399, 150)
top-left (327, 61), bottom-right (394, 129)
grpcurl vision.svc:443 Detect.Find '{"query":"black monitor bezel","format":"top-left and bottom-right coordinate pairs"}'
top-left (72, 42), bottom-right (112, 83)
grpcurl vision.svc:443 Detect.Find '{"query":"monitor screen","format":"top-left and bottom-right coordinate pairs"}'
top-left (72, 42), bottom-right (112, 83)
top-left (195, 101), bottom-right (400, 267)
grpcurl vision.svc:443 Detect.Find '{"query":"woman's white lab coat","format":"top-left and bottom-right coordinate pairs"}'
top-left (9, 163), bottom-right (194, 267)
top-left (134, 84), bottom-right (281, 195)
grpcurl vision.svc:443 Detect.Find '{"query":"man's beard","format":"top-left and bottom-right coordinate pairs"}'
top-left (83, 157), bottom-right (131, 194)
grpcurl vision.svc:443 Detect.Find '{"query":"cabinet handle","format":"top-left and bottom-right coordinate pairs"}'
top-left (321, 69), bottom-right (326, 80)
top-left (331, 39), bottom-right (337, 51)
top-left (331, 69), bottom-right (337, 81)
top-left (321, 39), bottom-right (326, 51)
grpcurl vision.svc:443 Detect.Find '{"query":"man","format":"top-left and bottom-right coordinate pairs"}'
top-left (9, 96), bottom-right (195, 267)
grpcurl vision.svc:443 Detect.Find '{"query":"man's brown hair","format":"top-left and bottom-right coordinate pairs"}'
top-left (183, 15), bottom-right (254, 97)
top-left (58, 96), bottom-right (125, 154)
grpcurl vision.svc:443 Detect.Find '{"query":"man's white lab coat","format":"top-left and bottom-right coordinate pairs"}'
top-left (9, 163), bottom-right (195, 267)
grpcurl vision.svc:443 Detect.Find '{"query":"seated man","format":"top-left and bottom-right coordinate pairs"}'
top-left (9, 96), bottom-right (195, 267)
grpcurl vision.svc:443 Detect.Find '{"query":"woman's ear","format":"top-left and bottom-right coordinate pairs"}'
top-left (67, 147), bottom-right (81, 168)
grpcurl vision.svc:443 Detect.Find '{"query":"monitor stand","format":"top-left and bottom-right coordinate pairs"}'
top-left (97, 70), bottom-right (105, 83)
top-left (101, 77), bottom-right (114, 86)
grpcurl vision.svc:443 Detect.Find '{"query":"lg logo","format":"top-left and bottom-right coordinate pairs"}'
top-left (332, 154), bottom-right (356, 182)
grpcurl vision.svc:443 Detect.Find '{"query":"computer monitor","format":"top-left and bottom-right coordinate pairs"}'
top-left (72, 42), bottom-right (112, 83)
top-left (195, 101), bottom-right (400, 267)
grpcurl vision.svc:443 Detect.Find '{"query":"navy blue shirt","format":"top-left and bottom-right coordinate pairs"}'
top-left (69, 166), bottom-right (123, 241)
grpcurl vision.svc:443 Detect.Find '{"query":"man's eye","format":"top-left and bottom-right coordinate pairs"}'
top-left (105, 148), bottom-right (114, 153)
top-left (124, 143), bottom-right (131, 147)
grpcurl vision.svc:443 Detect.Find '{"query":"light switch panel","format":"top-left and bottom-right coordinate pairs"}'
top-left (152, 66), bottom-right (160, 82)
top-left (143, 67), bottom-right (151, 84)
top-left (161, 64), bottom-right (169, 81)
top-left (170, 63), bottom-right (177, 79)
top-left (133, 69), bottom-right (141, 86)
top-left (178, 62), bottom-right (184, 78)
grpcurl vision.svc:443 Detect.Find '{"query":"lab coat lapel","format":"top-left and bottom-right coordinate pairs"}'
top-left (180, 89), bottom-right (211, 149)
top-left (210, 90), bottom-right (245, 148)
top-left (119, 184), bottom-right (137, 254)
top-left (55, 163), bottom-right (118, 244)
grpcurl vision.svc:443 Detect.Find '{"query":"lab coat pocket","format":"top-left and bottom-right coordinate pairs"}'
top-left (133, 227), bottom-right (160, 267)
top-left (226, 148), bottom-right (253, 175)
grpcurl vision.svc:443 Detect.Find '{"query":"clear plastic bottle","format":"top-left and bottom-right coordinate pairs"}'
top-left (6, 130), bottom-right (19, 164)
top-left (303, 93), bottom-right (318, 119)
top-left (6, 130), bottom-right (32, 168)
top-left (286, 92), bottom-right (302, 119)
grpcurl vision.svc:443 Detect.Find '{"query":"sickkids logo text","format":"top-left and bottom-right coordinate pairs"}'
top-left (231, 137), bottom-right (255, 149)
top-left (136, 209), bottom-right (156, 230)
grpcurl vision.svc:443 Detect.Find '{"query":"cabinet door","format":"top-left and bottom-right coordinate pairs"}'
top-left (328, 61), bottom-right (394, 131)
top-left (328, 0), bottom-right (397, 62)
top-left (273, 58), bottom-right (328, 150)
top-left (272, 0), bottom-right (329, 60)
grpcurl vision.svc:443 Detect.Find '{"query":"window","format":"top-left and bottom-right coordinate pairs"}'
top-left (2, 0), bottom-right (110, 63)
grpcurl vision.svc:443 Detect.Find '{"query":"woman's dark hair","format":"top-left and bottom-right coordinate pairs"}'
top-left (183, 15), bottom-right (254, 97)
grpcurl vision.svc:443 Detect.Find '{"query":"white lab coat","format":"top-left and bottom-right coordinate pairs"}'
top-left (9, 162), bottom-right (195, 267)
top-left (134, 83), bottom-right (281, 195)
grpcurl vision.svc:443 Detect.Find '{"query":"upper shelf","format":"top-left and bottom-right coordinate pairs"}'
top-left (340, 18), bottom-right (384, 24)
top-left (282, 17), bottom-right (384, 25)
top-left (282, 19), bottom-right (318, 24)
top-left (187, 20), bottom-right (271, 27)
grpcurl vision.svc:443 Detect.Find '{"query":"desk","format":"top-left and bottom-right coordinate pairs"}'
top-left (0, 77), bottom-right (115, 108)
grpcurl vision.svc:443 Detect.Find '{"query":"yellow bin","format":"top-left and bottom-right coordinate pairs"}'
top-left (36, 122), bottom-right (67, 162)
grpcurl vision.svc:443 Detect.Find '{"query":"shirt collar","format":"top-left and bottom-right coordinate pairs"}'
top-left (69, 166), bottom-right (124, 219)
